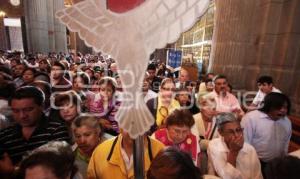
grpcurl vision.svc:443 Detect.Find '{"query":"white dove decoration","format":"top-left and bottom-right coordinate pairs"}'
top-left (56, 0), bottom-right (209, 138)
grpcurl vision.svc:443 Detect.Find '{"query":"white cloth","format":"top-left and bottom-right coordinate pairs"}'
top-left (120, 145), bottom-right (133, 171)
top-left (208, 138), bottom-right (263, 179)
top-left (241, 110), bottom-right (291, 162)
top-left (252, 87), bottom-right (281, 107)
top-left (192, 113), bottom-right (219, 150)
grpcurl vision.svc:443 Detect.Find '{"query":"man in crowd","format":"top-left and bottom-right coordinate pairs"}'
top-left (147, 63), bottom-right (161, 93)
top-left (0, 86), bottom-right (70, 176)
top-left (208, 113), bottom-right (262, 179)
top-left (249, 75), bottom-right (281, 110)
top-left (50, 61), bottom-right (72, 92)
top-left (87, 130), bottom-right (164, 179)
top-left (241, 92), bottom-right (291, 177)
top-left (203, 75), bottom-right (244, 120)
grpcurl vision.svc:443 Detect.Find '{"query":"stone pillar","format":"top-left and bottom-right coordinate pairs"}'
top-left (0, 17), bottom-right (9, 50)
top-left (24, 0), bottom-right (49, 53)
top-left (53, 0), bottom-right (67, 53)
top-left (210, 0), bottom-right (300, 115)
top-left (24, 0), bottom-right (66, 53)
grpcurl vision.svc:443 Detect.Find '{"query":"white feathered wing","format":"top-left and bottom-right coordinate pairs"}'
top-left (56, 0), bottom-right (209, 138)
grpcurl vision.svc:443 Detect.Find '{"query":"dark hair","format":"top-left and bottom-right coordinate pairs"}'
top-left (18, 141), bottom-right (77, 179)
top-left (9, 86), bottom-right (45, 106)
top-left (147, 63), bottom-right (156, 71)
top-left (265, 155), bottom-right (300, 179)
top-left (22, 67), bottom-right (37, 76)
top-left (31, 81), bottom-right (52, 97)
top-left (97, 77), bottom-right (117, 93)
top-left (259, 92), bottom-right (291, 115)
top-left (166, 109), bottom-right (194, 128)
top-left (54, 91), bottom-right (82, 108)
top-left (213, 74), bottom-right (227, 83)
top-left (73, 72), bottom-right (90, 86)
top-left (257, 75), bottom-right (273, 84)
top-left (52, 61), bottom-right (66, 71)
top-left (147, 147), bottom-right (202, 179)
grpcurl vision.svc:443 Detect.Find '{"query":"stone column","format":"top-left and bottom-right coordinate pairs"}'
top-left (53, 0), bottom-right (67, 53)
top-left (24, 0), bottom-right (66, 53)
top-left (24, 0), bottom-right (49, 53)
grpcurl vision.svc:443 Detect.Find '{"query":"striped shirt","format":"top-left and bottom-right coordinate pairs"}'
top-left (0, 115), bottom-right (71, 165)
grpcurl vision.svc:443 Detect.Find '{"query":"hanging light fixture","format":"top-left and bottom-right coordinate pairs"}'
top-left (10, 0), bottom-right (21, 6)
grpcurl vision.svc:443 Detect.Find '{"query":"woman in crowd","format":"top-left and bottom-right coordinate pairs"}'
top-left (72, 72), bottom-right (93, 111)
top-left (53, 91), bottom-right (82, 143)
top-left (38, 58), bottom-right (51, 73)
top-left (21, 67), bottom-right (37, 86)
top-left (176, 85), bottom-right (199, 115)
top-left (192, 97), bottom-right (219, 174)
top-left (152, 109), bottom-right (200, 165)
top-left (146, 78), bottom-right (180, 132)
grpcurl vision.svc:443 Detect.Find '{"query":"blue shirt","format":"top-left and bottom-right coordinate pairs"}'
top-left (241, 110), bottom-right (291, 162)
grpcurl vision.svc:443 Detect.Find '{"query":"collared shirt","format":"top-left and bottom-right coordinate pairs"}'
top-left (204, 91), bottom-right (244, 114)
top-left (0, 115), bottom-right (70, 164)
top-left (208, 137), bottom-right (263, 179)
top-left (241, 110), bottom-right (291, 162)
top-left (87, 135), bottom-right (165, 179)
top-left (120, 144), bottom-right (133, 171)
top-left (252, 87), bottom-right (281, 107)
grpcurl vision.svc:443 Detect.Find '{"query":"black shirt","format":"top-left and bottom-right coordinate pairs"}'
top-left (0, 115), bottom-right (70, 165)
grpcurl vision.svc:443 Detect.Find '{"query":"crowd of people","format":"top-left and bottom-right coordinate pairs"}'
top-left (0, 51), bottom-right (299, 179)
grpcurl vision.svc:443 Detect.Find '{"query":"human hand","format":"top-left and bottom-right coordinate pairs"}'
top-left (99, 119), bottom-right (112, 129)
top-left (228, 134), bottom-right (244, 152)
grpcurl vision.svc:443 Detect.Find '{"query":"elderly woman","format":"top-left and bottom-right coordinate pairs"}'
top-left (146, 78), bottom-right (180, 133)
top-left (192, 97), bottom-right (220, 174)
top-left (72, 116), bottom-right (112, 178)
top-left (152, 109), bottom-right (200, 165)
top-left (50, 91), bottom-right (82, 143)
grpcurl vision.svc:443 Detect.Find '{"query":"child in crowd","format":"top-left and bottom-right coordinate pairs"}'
top-left (87, 77), bottom-right (120, 136)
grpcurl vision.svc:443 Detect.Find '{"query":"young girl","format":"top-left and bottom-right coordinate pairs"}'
top-left (87, 77), bottom-right (120, 136)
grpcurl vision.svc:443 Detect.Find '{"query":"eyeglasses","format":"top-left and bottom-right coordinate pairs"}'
top-left (223, 128), bottom-right (244, 136)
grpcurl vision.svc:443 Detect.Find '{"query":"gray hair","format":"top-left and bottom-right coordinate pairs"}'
top-left (71, 115), bottom-right (101, 133)
top-left (216, 112), bottom-right (238, 131)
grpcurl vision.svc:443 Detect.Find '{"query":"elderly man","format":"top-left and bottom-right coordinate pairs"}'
top-left (203, 75), bottom-right (244, 120)
top-left (241, 92), bottom-right (291, 177)
top-left (0, 86), bottom-right (70, 176)
top-left (87, 130), bottom-right (164, 179)
top-left (208, 113), bottom-right (262, 179)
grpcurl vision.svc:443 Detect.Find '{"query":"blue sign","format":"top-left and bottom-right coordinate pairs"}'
top-left (167, 49), bottom-right (182, 70)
